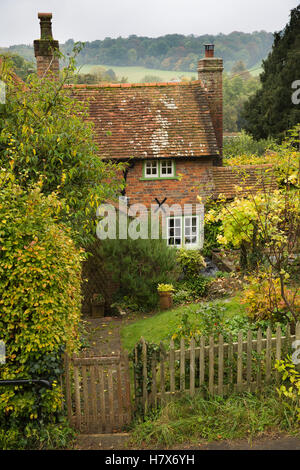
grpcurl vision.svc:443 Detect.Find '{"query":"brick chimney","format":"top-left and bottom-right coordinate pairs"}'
top-left (34, 13), bottom-right (59, 78)
top-left (198, 45), bottom-right (223, 165)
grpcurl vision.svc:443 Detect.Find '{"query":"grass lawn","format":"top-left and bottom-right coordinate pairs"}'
top-left (121, 295), bottom-right (245, 352)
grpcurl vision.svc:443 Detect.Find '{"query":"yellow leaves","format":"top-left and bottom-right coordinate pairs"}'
top-left (216, 234), bottom-right (228, 245)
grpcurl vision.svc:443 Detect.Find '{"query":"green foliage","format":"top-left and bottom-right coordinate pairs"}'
top-left (0, 53), bottom-right (35, 81)
top-left (140, 75), bottom-right (163, 83)
top-left (275, 357), bottom-right (300, 422)
top-left (223, 74), bottom-right (261, 132)
top-left (9, 31), bottom-right (274, 73)
top-left (223, 130), bottom-right (276, 158)
top-left (96, 234), bottom-right (179, 311)
top-left (157, 283), bottom-right (174, 292)
top-left (0, 52), bottom-right (125, 245)
top-left (0, 171), bottom-right (83, 431)
top-left (242, 273), bottom-right (299, 323)
top-left (173, 276), bottom-right (208, 305)
top-left (176, 249), bottom-right (206, 278)
top-left (129, 388), bottom-right (299, 447)
top-left (68, 65), bottom-right (123, 84)
top-left (170, 301), bottom-right (289, 348)
top-left (129, 340), bottom-right (160, 405)
top-left (202, 210), bottom-right (222, 257)
top-left (243, 5), bottom-right (300, 140)
top-left (0, 419), bottom-right (75, 450)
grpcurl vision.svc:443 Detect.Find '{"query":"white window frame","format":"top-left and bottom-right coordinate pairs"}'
top-left (160, 160), bottom-right (174, 178)
top-left (183, 215), bottom-right (200, 249)
top-left (144, 160), bottom-right (159, 178)
top-left (167, 215), bottom-right (200, 249)
top-left (167, 216), bottom-right (182, 247)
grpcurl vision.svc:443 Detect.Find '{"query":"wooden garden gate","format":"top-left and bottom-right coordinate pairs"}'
top-left (63, 352), bottom-right (132, 433)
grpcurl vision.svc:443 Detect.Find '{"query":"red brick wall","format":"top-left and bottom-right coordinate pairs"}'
top-left (198, 58), bottom-right (223, 164)
top-left (125, 158), bottom-right (214, 208)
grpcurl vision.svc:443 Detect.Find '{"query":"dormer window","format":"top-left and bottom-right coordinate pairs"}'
top-left (142, 160), bottom-right (177, 180)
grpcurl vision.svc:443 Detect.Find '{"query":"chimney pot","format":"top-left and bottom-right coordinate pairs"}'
top-left (34, 12), bottom-right (59, 78)
top-left (204, 44), bottom-right (214, 58)
top-left (38, 12), bottom-right (53, 40)
top-left (38, 12), bottom-right (52, 19)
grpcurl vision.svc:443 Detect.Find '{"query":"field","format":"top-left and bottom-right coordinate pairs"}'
top-left (77, 63), bottom-right (262, 83)
top-left (77, 64), bottom-right (197, 83)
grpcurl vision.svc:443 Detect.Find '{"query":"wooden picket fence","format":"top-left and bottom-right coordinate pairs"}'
top-left (133, 322), bottom-right (300, 413)
top-left (63, 351), bottom-right (132, 433)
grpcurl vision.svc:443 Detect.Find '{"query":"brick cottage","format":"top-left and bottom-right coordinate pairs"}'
top-left (34, 12), bottom-right (274, 252)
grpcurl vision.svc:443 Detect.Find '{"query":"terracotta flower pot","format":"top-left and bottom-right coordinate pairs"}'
top-left (159, 291), bottom-right (173, 310)
top-left (91, 300), bottom-right (105, 318)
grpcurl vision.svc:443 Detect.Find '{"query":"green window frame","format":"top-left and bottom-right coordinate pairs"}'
top-left (141, 160), bottom-right (179, 180)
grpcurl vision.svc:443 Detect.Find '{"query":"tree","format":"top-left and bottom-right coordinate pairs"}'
top-left (0, 53), bottom-right (35, 80)
top-left (223, 73), bottom-right (260, 132)
top-left (210, 154), bottom-right (299, 321)
top-left (242, 5), bottom-right (300, 140)
top-left (95, 217), bottom-right (179, 310)
top-left (0, 51), bottom-right (125, 245)
top-left (0, 169), bottom-right (83, 433)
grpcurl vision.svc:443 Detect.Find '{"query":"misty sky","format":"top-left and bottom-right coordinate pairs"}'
top-left (0, 0), bottom-right (298, 46)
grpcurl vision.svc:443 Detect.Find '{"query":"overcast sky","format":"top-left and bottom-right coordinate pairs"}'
top-left (0, 0), bottom-right (298, 46)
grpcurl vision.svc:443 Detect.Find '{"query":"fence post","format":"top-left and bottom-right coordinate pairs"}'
top-left (141, 337), bottom-right (148, 414)
top-left (73, 353), bottom-right (81, 431)
top-left (199, 336), bottom-right (205, 395)
top-left (246, 330), bottom-right (252, 391)
top-left (190, 337), bottom-right (195, 397)
top-left (218, 334), bottom-right (224, 397)
top-left (237, 331), bottom-right (243, 393)
top-left (123, 350), bottom-right (132, 424)
top-left (63, 353), bottom-right (72, 423)
top-left (180, 338), bottom-right (185, 392)
top-left (265, 326), bottom-right (272, 384)
top-left (160, 342), bottom-right (166, 404)
top-left (209, 335), bottom-right (214, 395)
top-left (170, 338), bottom-right (175, 396)
top-left (256, 328), bottom-right (262, 391)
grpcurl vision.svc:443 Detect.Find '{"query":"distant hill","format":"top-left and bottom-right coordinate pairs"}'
top-left (2, 30), bottom-right (274, 73)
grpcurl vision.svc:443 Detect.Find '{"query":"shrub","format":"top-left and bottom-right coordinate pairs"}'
top-left (96, 235), bottom-right (179, 311)
top-left (0, 171), bottom-right (83, 435)
top-left (0, 419), bottom-right (75, 450)
top-left (241, 273), bottom-right (299, 322)
top-left (176, 249), bottom-right (206, 278)
top-left (275, 358), bottom-right (300, 422)
top-left (173, 277), bottom-right (209, 305)
top-left (223, 130), bottom-right (276, 158)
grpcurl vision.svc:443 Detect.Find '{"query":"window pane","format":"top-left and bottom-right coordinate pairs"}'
top-left (168, 218), bottom-right (182, 246)
top-left (160, 160), bottom-right (173, 177)
top-left (145, 161), bottom-right (158, 176)
top-left (184, 216), bottom-right (198, 246)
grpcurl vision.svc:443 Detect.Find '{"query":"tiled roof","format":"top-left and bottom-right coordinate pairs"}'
top-left (200, 164), bottom-right (277, 200)
top-left (66, 81), bottom-right (219, 160)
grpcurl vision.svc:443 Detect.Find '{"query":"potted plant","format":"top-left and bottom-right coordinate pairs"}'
top-left (91, 293), bottom-right (105, 318)
top-left (157, 283), bottom-right (175, 310)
